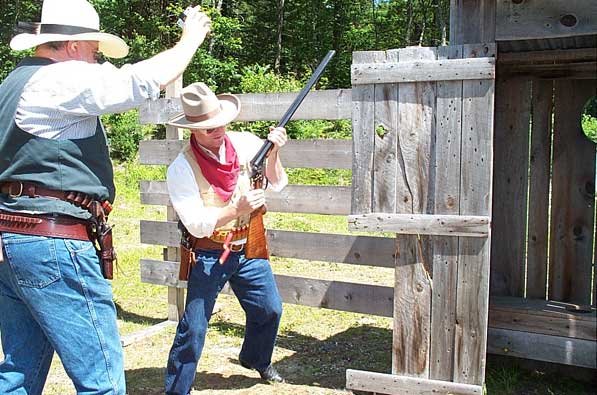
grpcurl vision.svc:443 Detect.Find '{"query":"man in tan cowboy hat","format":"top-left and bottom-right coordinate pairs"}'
top-left (0, 0), bottom-right (210, 394)
top-left (164, 82), bottom-right (288, 393)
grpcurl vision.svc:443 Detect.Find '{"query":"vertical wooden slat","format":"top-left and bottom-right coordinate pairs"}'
top-left (491, 76), bottom-right (531, 297)
top-left (373, 50), bottom-right (399, 213)
top-left (165, 77), bottom-right (185, 322)
top-left (430, 44), bottom-right (463, 381)
top-left (454, 44), bottom-right (495, 386)
top-left (549, 80), bottom-right (597, 305)
top-left (351, 52), bottom-right (376, 214)
top-left (526, 79), bottom-right (554, 299)
top-left (392, 46), bottom-right (436, 378)
top-left (450, 0), bottom-right (496, 44)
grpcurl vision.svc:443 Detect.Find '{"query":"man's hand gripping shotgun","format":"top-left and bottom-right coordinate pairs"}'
top-left (243, 50), bottom-right (336, 261)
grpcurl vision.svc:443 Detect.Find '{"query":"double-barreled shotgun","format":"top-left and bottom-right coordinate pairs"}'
top-left (233, 50), bottom-right (336, 263)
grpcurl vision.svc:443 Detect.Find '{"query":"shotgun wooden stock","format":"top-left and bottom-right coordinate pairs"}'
top-left (245, 204), bottom-right (269, 260)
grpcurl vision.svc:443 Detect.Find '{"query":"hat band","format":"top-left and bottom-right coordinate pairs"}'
top-left (185, 106), bottom-right (222, 123)
top-left (39, 24), bottom-right (99, 35)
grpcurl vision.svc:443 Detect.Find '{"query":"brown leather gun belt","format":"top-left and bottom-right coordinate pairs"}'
top-left (0, 211), bottom-right (91, 241)
top-left (192, 237), bottom-right (245, 252)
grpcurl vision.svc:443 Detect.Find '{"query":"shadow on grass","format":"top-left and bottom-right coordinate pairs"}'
top-left (124, 321), bottom-right (392, 394)
top-left (115, 302), bottom-right (164, 326)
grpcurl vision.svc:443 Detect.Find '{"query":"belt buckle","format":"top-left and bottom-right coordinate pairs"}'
top-left (230, 243), bottom-right (244, 252)
top-left (8, 182), bottom-right (23, 198)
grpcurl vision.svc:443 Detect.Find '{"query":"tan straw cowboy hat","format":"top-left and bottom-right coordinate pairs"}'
top-left (10, 0), bottom-right (129, 59)
top-left (168, 82), bottom-right (241, 129)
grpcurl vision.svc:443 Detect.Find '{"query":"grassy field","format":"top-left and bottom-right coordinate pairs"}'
top-left (2, 161), bottom-right (595, 394)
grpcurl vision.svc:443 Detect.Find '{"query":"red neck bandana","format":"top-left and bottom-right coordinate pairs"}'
top-left (190, 134), bottom-right (239, 202)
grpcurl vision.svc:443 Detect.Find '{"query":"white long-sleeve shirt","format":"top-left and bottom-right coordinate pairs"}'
top-left (167, 131), bottom-right (288, 238)
top-left (16, 59), bottom-right (161, 139)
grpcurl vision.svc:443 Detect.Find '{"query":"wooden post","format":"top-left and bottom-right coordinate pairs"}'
top-left (165, 77), bottom-right (185, 322)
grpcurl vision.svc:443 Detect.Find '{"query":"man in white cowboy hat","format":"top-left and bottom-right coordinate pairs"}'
top-left (0, 0), bottom-right (211, 394)
top-left (164, 82), bottom-right (288, 393)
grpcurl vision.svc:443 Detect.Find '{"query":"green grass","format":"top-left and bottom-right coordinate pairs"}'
top-left (2, 160), bottom-right (594, 394)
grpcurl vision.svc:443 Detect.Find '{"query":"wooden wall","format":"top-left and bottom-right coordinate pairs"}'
top-left (491, 77), bottom-right (597, 306)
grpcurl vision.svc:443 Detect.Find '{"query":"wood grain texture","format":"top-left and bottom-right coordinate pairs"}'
top-left (549, 79), bottom-right (596, 305)
top-left (392, 46), bottom-right (436, 378)
top-left (351, 51), bottom-right (377, 214)
top-left (139, 89), bottom-right (352, 125)
top-left (352, 57), bottom-right (495, 85)
top-left (490, 76), bottom-right (531, 297)
top-left (429, 44), bottom-right (463, 381)
top-left (526, 79), bottom-right (554, 299)
top-left (453, 44), bottom-right (495, 386)
top-left (348, 213), bottom-right (489, 237)
top-left (346, 369), bottom-right (482, 395)
top-left (496, 0), bottom-right (597, 41)
top-left (139, 139), bottom-right (352, 169)
top-left (141, 221), bottom-right (397, 268)
top-left (141, 181), bottom-right (351, 215)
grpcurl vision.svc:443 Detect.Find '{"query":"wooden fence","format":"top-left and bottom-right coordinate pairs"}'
top-left (136, 46), bottom-right (596, 394)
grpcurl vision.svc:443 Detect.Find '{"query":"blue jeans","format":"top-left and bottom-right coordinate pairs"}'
top-left (0, 232), bottom-right (125, 395)
top-left (165, 249), bottom-right (283, 395)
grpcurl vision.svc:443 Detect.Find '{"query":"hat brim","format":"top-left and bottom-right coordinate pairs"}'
top-left (10, 32), bottom-right (129, 59)
top-left (167, 94), bottom-right (241, 129)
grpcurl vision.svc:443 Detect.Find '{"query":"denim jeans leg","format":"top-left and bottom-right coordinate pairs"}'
top-left (230, 256), bottom-right (282, 371)
top-left (0, 257), bottom-right (54, 395)
top-left (165, 249), bottom-right (231, 395)
top-left (0, 233), bottom-right (125, 395)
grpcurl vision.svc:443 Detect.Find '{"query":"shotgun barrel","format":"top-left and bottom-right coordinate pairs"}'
top-left (249, 50), bottom-right (336, 175)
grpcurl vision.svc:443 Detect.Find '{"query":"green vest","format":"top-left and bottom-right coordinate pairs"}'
top-left (0, 57), bottom-right (115, 219)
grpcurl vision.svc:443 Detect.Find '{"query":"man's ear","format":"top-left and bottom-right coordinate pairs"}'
top-left (64, 41), bottom-right (79, 57)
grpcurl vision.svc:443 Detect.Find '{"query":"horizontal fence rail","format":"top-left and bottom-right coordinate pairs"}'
top-left (139, 139), bottom-right (352, 169)
top-left (348, 213), bottom-right (491, 237)
top-left (141, 181), bottom-right (351, 215)
top-left (141, 220), bottom-right (396, 268)
top-left (139, 89), bottom-right (352, 125)
top-left (351, 57), bottom-right (495, 85)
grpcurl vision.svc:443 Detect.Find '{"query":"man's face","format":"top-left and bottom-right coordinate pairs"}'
top-left (192, 126), bottom-right (227, 152)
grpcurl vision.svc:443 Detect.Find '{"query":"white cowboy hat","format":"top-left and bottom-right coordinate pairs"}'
top-left (10, 0), bottom-right (129, 59)
top-left (168, 82), bottom-right (241, 129)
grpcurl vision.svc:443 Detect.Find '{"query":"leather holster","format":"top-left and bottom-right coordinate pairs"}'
top-left (179, 242), bottom-right (195, 281)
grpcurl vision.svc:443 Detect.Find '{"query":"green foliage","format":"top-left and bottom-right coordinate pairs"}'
top-left (102, 110), bottom-right (157, 162)
top-left (581, 114), bottom-right (597, 143)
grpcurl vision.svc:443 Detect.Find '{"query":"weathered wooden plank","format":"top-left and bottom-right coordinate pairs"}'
top-left (496, 0), bottom-right (597, 41)
top-left (487, 328), bottom-right (596, 369)
top-left (498, 48), bottom-right (597, 65)
top-left (346, 369), bottom-right (483, 395)
top-left (164, 77), bottom-right (185, 322)
top-left (120, 320), bottom-right (177, 347)
top-left (500, 62), bottom-right (597, 80)
top-left (392, 46), bottom-right (436, 378)
top-left (139, 139), bottom-right (352, 169)
top-left (141, 181), bottom-right (351, 215)
top-left (549, 79), bottom-right (596, 305)
top-left (429, 44), bottom-right (463, 382)
top-left (351, 51), bottom-right (376, 214)
top-left (453, 44), bottom-right (495, 386)
top-left (140, 221), bottom-right (396, 268)
top-left (373, 50), bottom-right (399, 213)
top-left (489, 296), bottom-right (596, 341)
top-left (352, 57), bottom-right (495, 85)
top-left (491, 76), bottom-right (532, 297)
top-left (348, 213), bottom-right (489, 237)
top-left (140, 259), bottom-right (394, 316)
top-left (138, 89), bottom-right (352, 125)
top-left (526, 80), bottom-right (554, 299)
top-left (450, 0), bottom-right (496, 45)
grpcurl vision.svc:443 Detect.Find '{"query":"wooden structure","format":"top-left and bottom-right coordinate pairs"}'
top-left (134, 0), bottom-right (596, 394)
